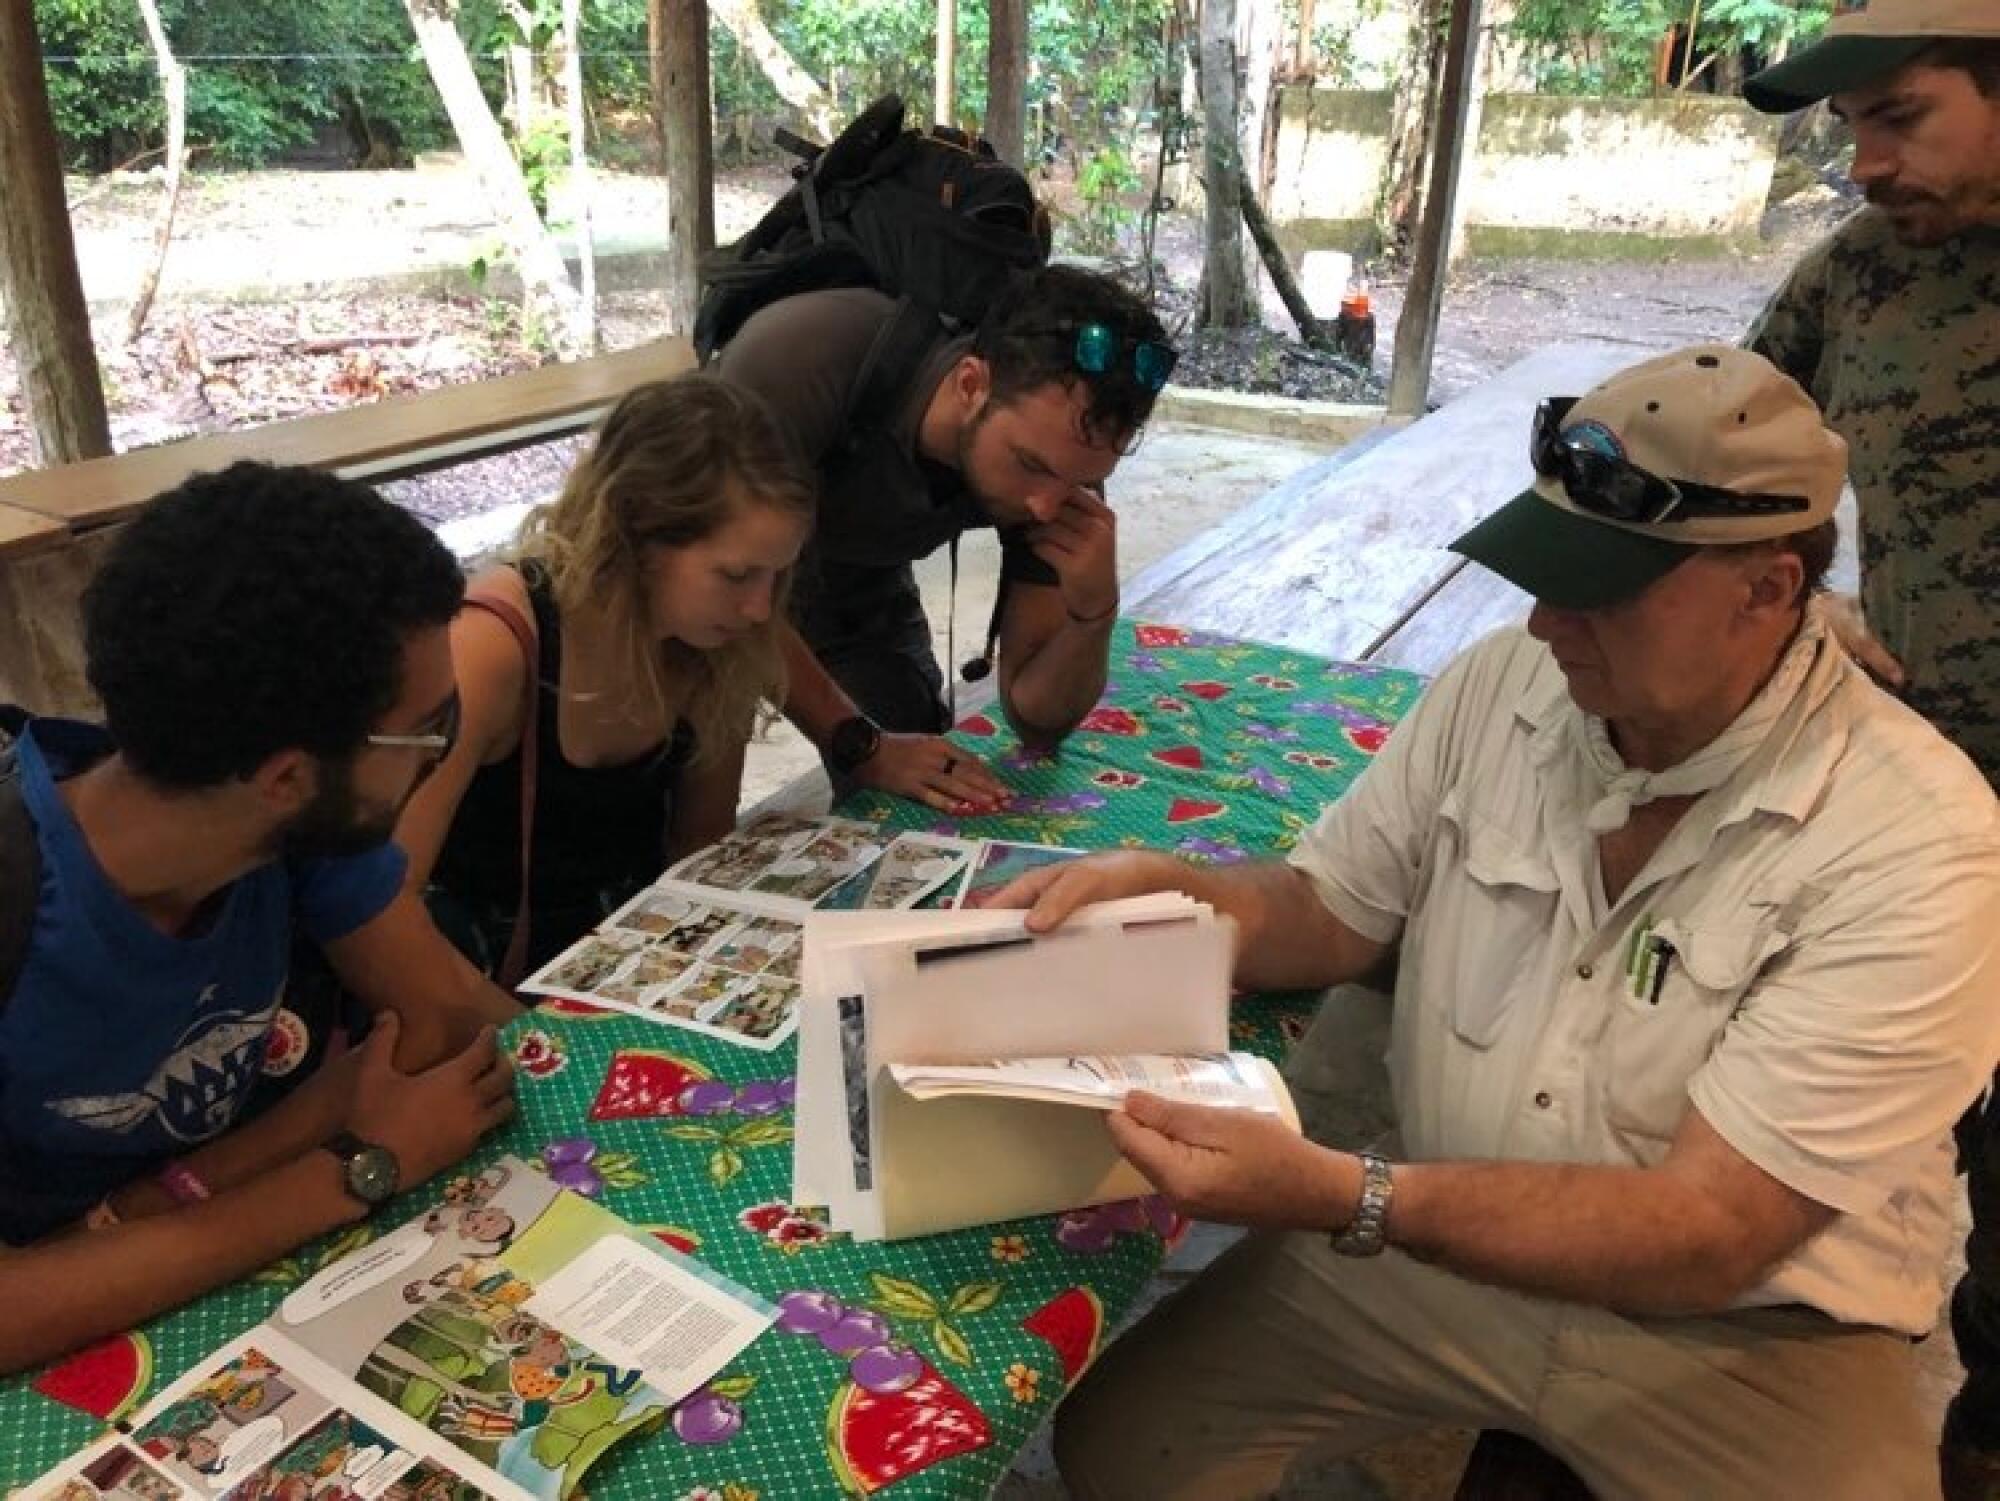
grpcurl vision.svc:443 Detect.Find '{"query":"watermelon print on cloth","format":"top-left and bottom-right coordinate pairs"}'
top-left (0, 623), bottom-right (1422, 1499)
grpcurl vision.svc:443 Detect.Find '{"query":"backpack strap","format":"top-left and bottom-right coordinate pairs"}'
top-left (0, 711), bottom-right (42, 1012)
top-left (846, 295), bottom-right (947, 438)
top-left (461, 593), bottom-right (540, 990)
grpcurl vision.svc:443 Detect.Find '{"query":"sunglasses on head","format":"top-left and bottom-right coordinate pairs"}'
top-left (1023, 323), bottom-right (1180, 393)
top-left (1530, 397), bottom-right (1811, 526)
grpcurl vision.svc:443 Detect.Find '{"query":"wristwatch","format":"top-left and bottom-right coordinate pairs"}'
top-left (826, 715), bottom-right (883, 775)
top-left (1331, 1152), bottom-right (1395, 1257)
top-left (327, 1131), bottom-right (401, 1212)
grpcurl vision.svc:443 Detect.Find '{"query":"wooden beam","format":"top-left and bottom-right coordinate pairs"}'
top-left (0, 0), bottom-right (112, 466)
top-left (657, 0), bottom-right (715, 337)
top-left (936, 0), bottom-right (957, 127)
top-left (0, 339), bottom-right (696, 530)
top-left (985, 0), bottom-right (1028, 165)
top-left (1386, 0), bottom-right (1483, 417)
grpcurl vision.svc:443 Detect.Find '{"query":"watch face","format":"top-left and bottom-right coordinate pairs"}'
top-left (346, 1146), bottom-right (400, 1206)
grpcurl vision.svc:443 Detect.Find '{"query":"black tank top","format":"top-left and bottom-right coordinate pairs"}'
top-left (431, 562), bottom-right (691, 970)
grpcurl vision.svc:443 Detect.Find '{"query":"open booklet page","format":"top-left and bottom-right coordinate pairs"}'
top-left (888, 1051), bottom-right (1293, 1117)
top-left (24, 1158), bottom-right (774, 1501)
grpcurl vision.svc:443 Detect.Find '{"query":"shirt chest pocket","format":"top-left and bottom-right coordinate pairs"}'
top-left (1602, 919), bottom-right (1787, 1151)
top-left (1431, 811), bottom-right (1563, 1050)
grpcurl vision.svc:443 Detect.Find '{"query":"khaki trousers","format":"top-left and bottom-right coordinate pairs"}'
top-left (1055, 1229), bottom-right (1937, 1501)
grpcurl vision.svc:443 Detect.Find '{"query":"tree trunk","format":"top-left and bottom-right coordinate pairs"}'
top-left (1240, 0), bottom-right (1283, 205)
top-left (401, 0), bottom-right (585, 357)
top-left (1241, 192), bottom-right (1328, 350)
top-left (0, 0), bottom-right (111, 464)
top-left (1199, 0), bottom-right (1257, 327)
top-left (936, 0), bottom-right (957, 127)
top-left (985, 0), bottom-right (1028, 165)
top-left (561, 0), bottom-right (596, 351)
top-left (1380, 0), bottom-right (1448, 254)
top-left (126, 0), bottom-right (187, 343)
top-left (711, 0), bottom-right (838, 143)
top-left (658, 0), bottom-right (715, 336)
top-left (1295, 0), bottom-right (1318, 75)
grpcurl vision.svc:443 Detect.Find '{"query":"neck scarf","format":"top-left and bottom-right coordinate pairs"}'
top-left (1578, 603), bottom-right (1828, 834)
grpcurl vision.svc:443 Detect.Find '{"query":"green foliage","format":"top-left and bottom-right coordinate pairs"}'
top-left (513, 117), bottom-right (570, 219)
top-left (1509, 0), bottom-right (1832, 96)
top-left (38, 0), bottom-right (1178, 181)
top-left (1070, 144), bottom-right (1142, 254)
top-left (35, 0), bottom-right (451, 170)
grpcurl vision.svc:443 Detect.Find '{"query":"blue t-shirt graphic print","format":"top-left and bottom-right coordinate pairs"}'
top-left (0, 719), bottom-right (404, 1242)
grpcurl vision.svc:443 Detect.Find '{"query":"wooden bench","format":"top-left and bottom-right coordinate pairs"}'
top-left (0, 338), bottom-right (694, 714)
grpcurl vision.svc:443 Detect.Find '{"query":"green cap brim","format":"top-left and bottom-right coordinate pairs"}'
top-left (1745, 35), bottom-right (1933, 113)
top-left (1449, 489), bottom-right (1701, 610)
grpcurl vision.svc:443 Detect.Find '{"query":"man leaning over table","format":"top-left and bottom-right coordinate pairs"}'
top-left (994, 347), bottom-right (2000, 1501)
top-left (0, 462), bottom-right (518, 1376)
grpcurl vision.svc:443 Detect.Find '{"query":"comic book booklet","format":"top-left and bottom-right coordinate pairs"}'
top-left (23, 1159), bottom-right (774, 1501)
top-left (518, 816), bottom-right (977, 1052)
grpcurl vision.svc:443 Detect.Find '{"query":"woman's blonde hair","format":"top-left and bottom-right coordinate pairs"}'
top-left (513, 373), bottom-right (814, 758)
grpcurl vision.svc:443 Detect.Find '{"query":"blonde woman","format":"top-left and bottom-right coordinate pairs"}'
top-left (396, 375), bottom-right (813, 983)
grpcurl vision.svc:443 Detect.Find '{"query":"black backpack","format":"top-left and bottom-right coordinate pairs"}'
top-left (0, 705), bottom-right (37, 1007)
top-left (694, 93), bottom-right (1051, 376)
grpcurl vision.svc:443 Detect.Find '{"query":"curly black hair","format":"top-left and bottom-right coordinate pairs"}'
top-left (84, 461), bottom-right (465, 789)
top-left (972, 263), bottom-right (1173, 445)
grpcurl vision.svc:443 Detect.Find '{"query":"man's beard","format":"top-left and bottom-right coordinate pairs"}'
top-left (278, 756), bottom-right (398, 860)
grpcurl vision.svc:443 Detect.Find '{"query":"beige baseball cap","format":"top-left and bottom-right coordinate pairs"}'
top-left (1449, 346), bottom-right (1849, 610)
top-left (1746, 0), bottom-right (2000, 114)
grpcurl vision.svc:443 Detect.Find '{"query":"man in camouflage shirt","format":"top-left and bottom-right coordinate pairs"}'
top-left (1745, 4), bottom-right (2000, 1493)
top-left (1746, 3), bottom-right (1998, 786)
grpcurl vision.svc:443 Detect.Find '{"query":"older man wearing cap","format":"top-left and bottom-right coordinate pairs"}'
top-left (995, 346), bottom-right (2000, 1501)
top-left (1742, 7), bottom-right (1999, 1489)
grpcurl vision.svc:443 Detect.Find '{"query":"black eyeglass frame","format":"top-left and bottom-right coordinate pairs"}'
top-left (1530, 397), bottom-right (1812, 525)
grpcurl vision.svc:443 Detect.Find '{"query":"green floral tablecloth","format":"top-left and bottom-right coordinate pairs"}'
top-left (1, 621), bottom-right (1424, 1501)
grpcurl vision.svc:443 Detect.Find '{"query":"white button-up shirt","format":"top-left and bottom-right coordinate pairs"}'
top-left (1289, 626), bottom-right (2000, 1334)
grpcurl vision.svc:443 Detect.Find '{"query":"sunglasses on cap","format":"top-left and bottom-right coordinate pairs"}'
top-left (1022, 323), bottom-right (1180, 393)
top-left (1531, 397), bottom-right (1811, 525)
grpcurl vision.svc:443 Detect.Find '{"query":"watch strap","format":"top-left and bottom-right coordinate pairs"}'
top-left (1331, 1152), bottom-right (1395, 1257)
top-left (827, 716), bottom-right (882, 776)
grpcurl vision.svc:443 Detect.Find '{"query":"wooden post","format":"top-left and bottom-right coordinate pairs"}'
top-left (1387, 0), bottom-right (1481, 418)
top-left (936, 0), bottom-right (957, 127)
top-left (658, 0), bottom-right (715, 337)
top-left (0, 0), bottom-right (112, 466)
top-left (986, 0), bottom-right (1028, 165)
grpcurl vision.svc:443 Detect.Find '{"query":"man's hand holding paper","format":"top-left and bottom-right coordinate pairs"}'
top-left (1108, 1090), bottom-right (1358, 1232)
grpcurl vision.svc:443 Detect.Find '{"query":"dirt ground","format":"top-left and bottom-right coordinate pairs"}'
top-left (0, 159), bottom-right (1862, 497)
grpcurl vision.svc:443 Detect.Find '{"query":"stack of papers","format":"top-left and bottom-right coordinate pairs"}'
top-left (793, 897), bottom-right (1301, 1242)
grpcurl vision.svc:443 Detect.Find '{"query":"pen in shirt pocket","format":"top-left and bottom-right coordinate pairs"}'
top-left (1646, 935), bottom-right (1677, 1006)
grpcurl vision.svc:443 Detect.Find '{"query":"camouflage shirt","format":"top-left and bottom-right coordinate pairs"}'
top-left (1747, 207), bottom-right (2000, 788)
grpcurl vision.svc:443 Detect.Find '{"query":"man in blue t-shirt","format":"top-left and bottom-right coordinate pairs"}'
top-left (0, 462), bottom-right (519, 1375)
